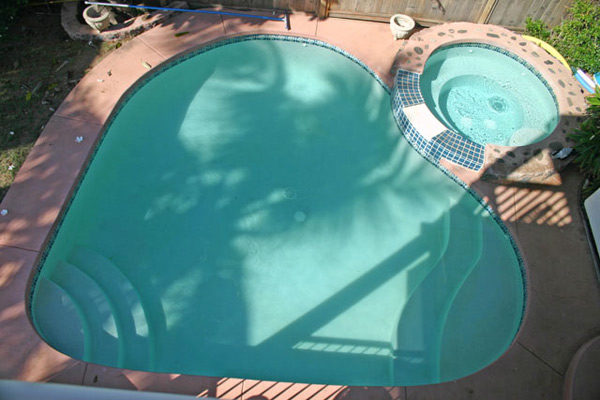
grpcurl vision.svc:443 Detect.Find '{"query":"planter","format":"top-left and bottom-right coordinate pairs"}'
top-left (83, 5), bottom-right (115, 32)
top-left (390, 14), bottom-right (415, 39)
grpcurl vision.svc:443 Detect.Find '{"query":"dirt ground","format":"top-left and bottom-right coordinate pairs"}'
top-left (0, 4), bottom-right (123, 201)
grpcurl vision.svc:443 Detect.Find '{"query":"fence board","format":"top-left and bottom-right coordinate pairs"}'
top-left (541, 0), bottom-right (571, 26)
top-left (330, 0), bottom-right (490, 25)
top-left (487, 0), bottom-right (571, 28)
top-left (184, 0), bottom-right (573, 29)
top-left (187, 0), bottom-right (317, 12)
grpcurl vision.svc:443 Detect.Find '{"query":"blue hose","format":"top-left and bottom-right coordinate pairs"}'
top-left (84, 1), bottom-right (290, 27)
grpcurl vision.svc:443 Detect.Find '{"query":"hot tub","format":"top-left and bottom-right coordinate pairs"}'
top-left (420, 44), bottom-right (559, 147)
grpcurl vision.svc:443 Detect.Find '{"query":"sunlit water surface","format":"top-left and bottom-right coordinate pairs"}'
top-left (420, 45), bottom-right (558, 146)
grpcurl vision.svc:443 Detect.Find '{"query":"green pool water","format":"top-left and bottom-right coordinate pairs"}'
top-left (31, 38), bottom-right (525, 386)
top-left (420, 45), bottom-right (558, 147)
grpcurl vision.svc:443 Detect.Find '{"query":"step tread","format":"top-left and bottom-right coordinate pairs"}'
top-left (70, 247), bottom-right (153, 369)
top-left (50, 261), bottom-right (119, 366)
top-left (391, 204), bottom-right (485, 383)
top-left (32, 277), bottom-right (86, 360)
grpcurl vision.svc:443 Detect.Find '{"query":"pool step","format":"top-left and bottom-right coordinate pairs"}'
top-left (32, 277), bottom-right (87, 360)
top-left (69, 247), bottom-right (153, 370)
top-left (391, 201), bottom-right (484, 384)
top-left (432, 205), bottom-right (483, 380)
top-left (47, 261), bottom-right (120, 365)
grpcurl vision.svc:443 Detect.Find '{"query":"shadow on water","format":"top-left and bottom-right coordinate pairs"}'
top-left (32, 38), bottom-right (524, 387)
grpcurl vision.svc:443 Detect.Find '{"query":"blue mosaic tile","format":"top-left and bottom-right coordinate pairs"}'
top-left (394, 70), bottom-right (424, 107)
top-left (432, 130), bottom-right (485, 170)
top-left (393, 104), bottom-right (484, 170)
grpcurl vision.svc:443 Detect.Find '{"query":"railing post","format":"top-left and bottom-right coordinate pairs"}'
top-left (477, 0), bottom-right (498, 24)
top-left (317, 0), bottom-right (330, 19)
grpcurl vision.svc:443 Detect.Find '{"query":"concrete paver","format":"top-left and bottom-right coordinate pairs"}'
top-left (137, 13), bottom-right (226, 60)
top-left (406, 342), bottom-right (564, 399)
top-left (0, 117), bottom-right (102, 251)
top-left (83, 364), bottom-right (244, 399)
top-left (315, 18), bottom-right (402, 87)
top-left (222, 10), bottom-right (318, 37)
top-left (513, 168), bottom-right (600, 375)
top-left (240, 380), bottom-right (352, 400)
top-left (55, 39), bottom-right (166, 125)
top-left (0, 245), bottom-right (86, 383)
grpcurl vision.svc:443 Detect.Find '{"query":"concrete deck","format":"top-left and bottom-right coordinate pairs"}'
top-left (1, 10), bottom-right (600, 400)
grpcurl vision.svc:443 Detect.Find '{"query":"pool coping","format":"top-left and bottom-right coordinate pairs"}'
top-left (0, 10), bottom-right (598, 400)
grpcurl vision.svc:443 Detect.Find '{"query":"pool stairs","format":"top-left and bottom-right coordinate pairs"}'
top-left (32, 248), bottom-right (155, 370)
top-left (390, 204), bottom-right (483, 384)
top-left (32, 211), bottom-right (485, 383)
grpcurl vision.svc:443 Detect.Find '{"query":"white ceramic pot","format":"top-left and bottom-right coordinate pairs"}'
top-left (83, 5), bottom-right (113, 32)
top-left (390, 14), bottom-right (415, 39)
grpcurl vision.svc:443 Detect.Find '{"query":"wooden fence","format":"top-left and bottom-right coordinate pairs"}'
top-left (186, 0), bottom-right (318, 14)
top-left (186, 0), bottom-right (574, 30)
top-left (485, 0), bottom-right (572, 29)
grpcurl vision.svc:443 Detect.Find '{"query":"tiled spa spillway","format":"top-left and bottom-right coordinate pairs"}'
top-left (393, 69), bottom-right (486, 170)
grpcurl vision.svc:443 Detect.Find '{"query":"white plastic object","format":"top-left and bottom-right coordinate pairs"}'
top-left (390, 14), bottom-right (415, 39)
top-left (83, 5), bottom-right (114, 32)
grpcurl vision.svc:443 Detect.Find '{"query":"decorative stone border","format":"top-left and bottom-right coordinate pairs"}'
top-left (392, 22), bottom-right (588, 185)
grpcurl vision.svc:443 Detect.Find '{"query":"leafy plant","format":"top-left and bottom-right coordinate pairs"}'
top-left (525, 17), bottom-right (550, 41)
top-left (525, 0), bottom-right (600, 73)
top-left (569, 88), bottom-right (600, 196)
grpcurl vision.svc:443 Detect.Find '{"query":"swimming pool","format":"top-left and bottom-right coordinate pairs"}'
top-left (420, 44), bottom-right (558, 147)
top-left (29, 36), bottom-right (525, 386)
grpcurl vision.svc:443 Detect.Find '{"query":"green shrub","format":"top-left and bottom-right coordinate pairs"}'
top-left (0, 0), bottom-right (29, 38)
top-left (525, 0), bottom-right (600, 73)
top-left (525, 17), bottom-right (551, 41)
top-left (569, 89), bottom-right (600, 196)
top-left (553, 0), bottom-right (600, 73)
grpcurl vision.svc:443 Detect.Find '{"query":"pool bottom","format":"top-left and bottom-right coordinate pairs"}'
top-left (30, 36), bottom-right (525, 386)
top-left (420, 44), bottom-right (558, 147)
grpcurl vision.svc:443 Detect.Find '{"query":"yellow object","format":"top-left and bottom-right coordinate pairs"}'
top-left (521, 35), bottom-right (570, 70)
